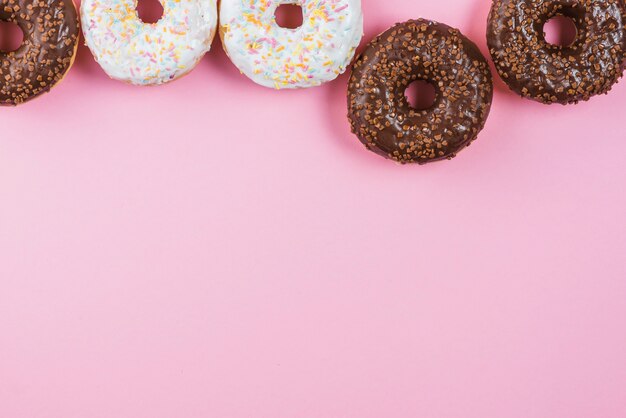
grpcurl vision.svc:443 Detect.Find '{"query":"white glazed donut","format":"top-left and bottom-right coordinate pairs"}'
top-left (81, 0), bottom-right (218, 85)
top-left (219, 0), bottom-right (363, 89)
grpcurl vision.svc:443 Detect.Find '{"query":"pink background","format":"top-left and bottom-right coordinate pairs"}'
top-left (1, 0), bottom-right (626, 416)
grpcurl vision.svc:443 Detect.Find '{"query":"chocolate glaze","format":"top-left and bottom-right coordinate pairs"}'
top-left (347, 20), bottom-right (493, 164)
top-left (487, 0), bottom-right (626, 105)
top-left (0, 0), bottom-right (79, 105)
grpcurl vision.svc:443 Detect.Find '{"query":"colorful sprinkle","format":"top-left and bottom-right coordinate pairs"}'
top-left (220, 0), bottom-right (363, 89)
top-left (82, 0), bottom-right (218, 85)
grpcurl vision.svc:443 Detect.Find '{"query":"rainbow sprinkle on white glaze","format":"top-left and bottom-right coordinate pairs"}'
top-left (81, 0), bottom-right (217, 85)
top-left (219, 0), bottom-right (363, 89)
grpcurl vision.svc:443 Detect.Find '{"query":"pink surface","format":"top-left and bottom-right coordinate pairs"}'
top-left (1, 0), bottom-right (626, 417)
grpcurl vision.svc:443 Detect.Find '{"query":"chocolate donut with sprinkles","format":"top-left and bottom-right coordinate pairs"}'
top-left (0, 0), bottom-right (79, 105)
top-left (347, 19), bottom-right (493, 164)
top-left (487, 0), bottom-right (626, 105)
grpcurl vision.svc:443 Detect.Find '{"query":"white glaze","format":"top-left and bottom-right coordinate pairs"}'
top-left (81, 0), bottom-right (217, 85)
top-left (219, 0), bottom-right (363, 89)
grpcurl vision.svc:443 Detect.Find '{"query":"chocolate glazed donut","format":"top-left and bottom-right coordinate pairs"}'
top-left (487, 0), bottom-right (626, 105)
top-left (0, 0), bottom-right (79, 105)
top-left (347, 19), bottom-right (493, 164)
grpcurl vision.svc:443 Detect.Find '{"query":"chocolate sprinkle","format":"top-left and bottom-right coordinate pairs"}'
top-left (487, 0), bottom-right (626, 105)
top-left (0, 0), bottom-right (79, 106)
top-left (347, 19), bottom-right (493, 164)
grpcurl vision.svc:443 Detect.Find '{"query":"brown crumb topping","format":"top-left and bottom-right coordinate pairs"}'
top-left (0, 0), bottom-right (79, 105)
top-left (347, 19), bottom-right (493, 164)
top-left (487, 0), bottom-right (626, 105)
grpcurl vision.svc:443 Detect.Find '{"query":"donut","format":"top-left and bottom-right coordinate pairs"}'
top-left (81, 0), bottom-right (218, 85)
top-left (0, 0), bottom-right (79, 105)
top-left (347, 20), bottom-right (493, 164)
top-left (219, 0), bottom-right (363, 89)
top-left (487, 0), bottom-right (626, 105)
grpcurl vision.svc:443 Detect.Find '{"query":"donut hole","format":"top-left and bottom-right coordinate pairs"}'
top-left (543, 15), bottom-right (578, 47)
top-left (136, 0), bottom-right (164, 24)
top-left (275, 4), bottom-right (303, 29)
top-left (405, 80), bottom-right (437, 111)
top-left (0, 21), bottom-right (24, 52)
